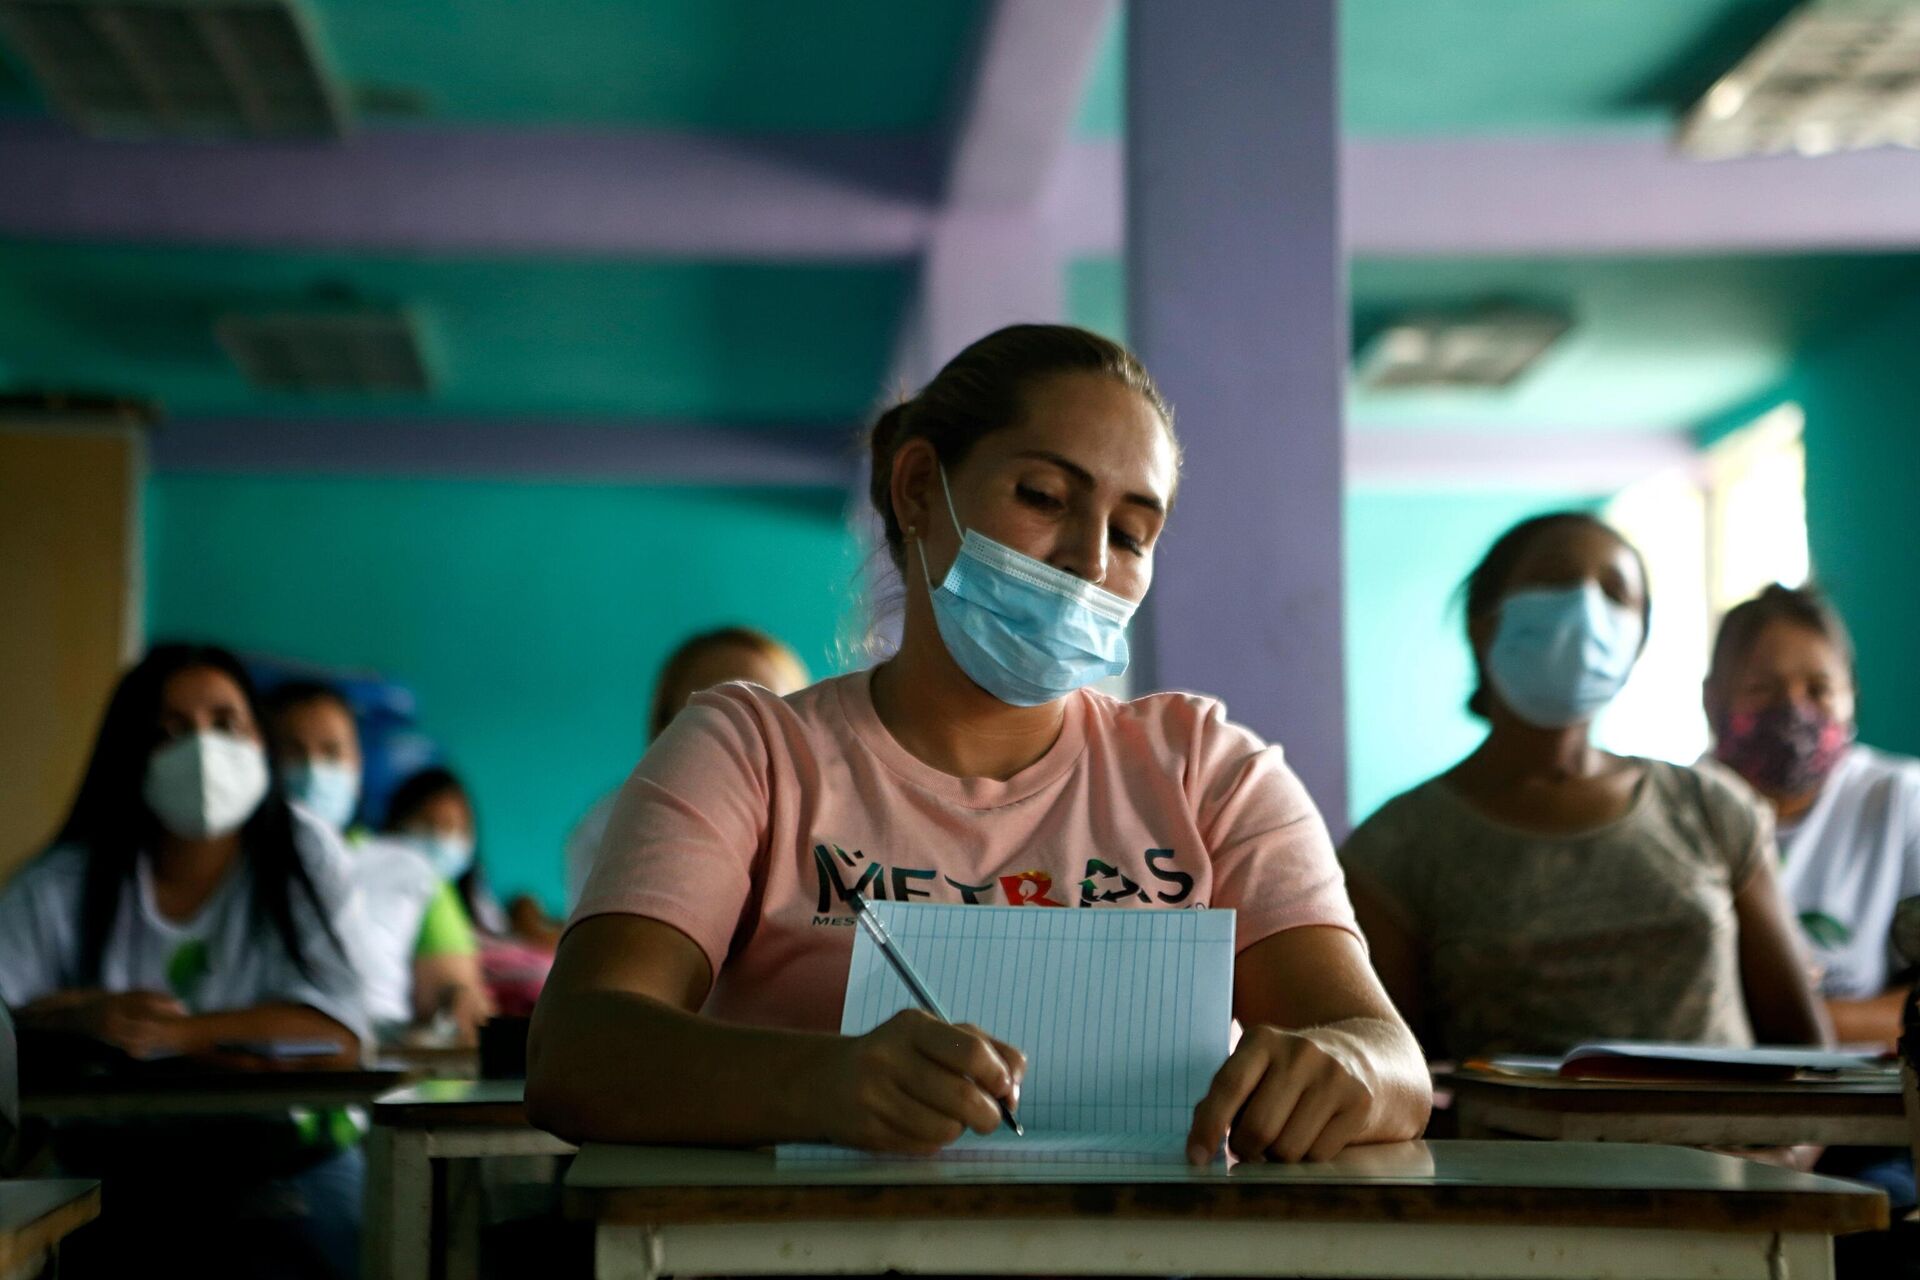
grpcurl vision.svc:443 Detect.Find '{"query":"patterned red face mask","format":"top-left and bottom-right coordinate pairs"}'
top-left (1714, 703), bottom-right (1853, 798)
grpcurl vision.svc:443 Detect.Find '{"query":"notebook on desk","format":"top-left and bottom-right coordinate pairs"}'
top-left (1468, 1041), bottom-right (1893, 1084)
top-left (779, 902), bottom-right (1235, 1163)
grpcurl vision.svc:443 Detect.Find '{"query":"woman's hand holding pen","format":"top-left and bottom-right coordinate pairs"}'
top-left (806, 1008), bottom-right (1025, 1155)
top-left (1186, 1023), bottom-right (1389, 1165)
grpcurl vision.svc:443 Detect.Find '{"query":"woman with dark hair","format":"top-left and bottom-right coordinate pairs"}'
top-left (382, 765), bottom-right (506, 937)
top-left (1340, 513), bottom-right (1828, 1064)
top-left (1705, 584), bottom-right (1920, 1048)
top-left (384, 766), bottom-right (554, 1014)
top-left (0, 642), bottom-right (369, 1278)
top-left (529, 323), bottom-right (1431, 1163)
top-left (266, 681), bottom-right (493, 1045)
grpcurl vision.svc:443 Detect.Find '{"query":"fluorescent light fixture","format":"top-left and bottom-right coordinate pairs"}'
top-left (1353, 305), bottom-right (1571, 392)
top-left (0, 0), bottom-right (348, 137)
top-left (1679, 0), bottom-right (1920, 159)
top-left (216, 308), bottom-right (432, 395)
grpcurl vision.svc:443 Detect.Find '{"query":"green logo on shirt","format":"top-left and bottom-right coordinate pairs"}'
top-left (1797, 911), bottom-right (1852, 951)
top-left (166, 938), bottom-right (210, 1007)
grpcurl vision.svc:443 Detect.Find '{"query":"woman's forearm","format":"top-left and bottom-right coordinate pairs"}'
top-left (1825, 989), bottom-right (1907, 1047)
top-left (1307, 1014), bottom-right (1432, 1142)
top-left (526, 987), bottom-right (841, 1146)
top-left (177, 1004), bottom-right (360, 1059)
top-left (14, 990), bottom-right (105, 1033)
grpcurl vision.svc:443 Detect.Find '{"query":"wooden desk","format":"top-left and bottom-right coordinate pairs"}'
top-left (0, 1179), bottom-right (100, 1280)
top-left (566, 1139), bottom-right (1887, 1280)
top-left (379, 1044), bottom-right (482, 1081)
top-left (1446, 1069), bottom-right (1911, 1146)
top-left (365, 1079), bottom-right (576, 1280)
top-left (21, 1063), bottom-right (411, 1119)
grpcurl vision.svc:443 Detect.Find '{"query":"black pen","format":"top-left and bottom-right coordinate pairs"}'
top-left (847, 891), bottom-right (1023, 1136)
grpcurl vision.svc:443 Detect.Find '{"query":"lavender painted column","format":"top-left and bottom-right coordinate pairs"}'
top-left (1126, 0), bottom-right (1350, 830)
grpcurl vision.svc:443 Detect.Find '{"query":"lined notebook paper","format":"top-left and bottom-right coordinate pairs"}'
top-left (779, 901), bottom-right (1235, 1163)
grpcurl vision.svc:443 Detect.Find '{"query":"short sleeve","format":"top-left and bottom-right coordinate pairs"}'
top-left (270, 816), bottom-right (372, 1046)
top-left (0, 851), bottom-right (79, 1009)
top-left (1889, 761), bottom-right (1920, 976)
top-left (1688, 763), bottom-right (1771, 891)
top-left (1185, 699), bottom-right (1360, 953)
top-left (413, 882), bottom-right (477, 958)
top-left (1896, 761), bottom-right (1920, 899)
top-left (563, 794), bottom-right (618, 913)
top-left (570, 686), bottom-right (775, 979)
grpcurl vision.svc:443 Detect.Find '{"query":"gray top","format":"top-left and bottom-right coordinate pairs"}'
top-left (1341, 761), bottom-right (1769, 1061)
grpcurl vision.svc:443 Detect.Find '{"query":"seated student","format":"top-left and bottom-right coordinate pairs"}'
top-left (1340, 514), bottom-right (1828, 1064)
top-left (384, 766), bottom-right (551, 1014)
top-left (562, 626), bottom-right (811, 912)
top-left (1704, 586), bottom-right (1919, 1216)
top-left (266, 680), bottom-right (494, 1046)
top-left (0, 643), bottom-right (368, 1279)
top-left (528, 323), bottom-right (1430, 1163)
top-left (1704, 585), bottom-right (1920, 1048)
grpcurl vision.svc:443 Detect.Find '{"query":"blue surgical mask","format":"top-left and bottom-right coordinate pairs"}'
top-left (1485, 582), bottom-right (1643, 729)
top-left (916, 466), bottom-right (1138, 707)
top-left (403, 833), bottom-right (475, 881)
top-left (281, 760), bottom-right (360, 832)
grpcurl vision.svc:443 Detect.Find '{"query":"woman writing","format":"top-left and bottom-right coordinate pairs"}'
top-left (529, 324), bottom-right (1429, 1163)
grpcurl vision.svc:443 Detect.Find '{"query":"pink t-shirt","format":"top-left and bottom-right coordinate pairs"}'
top-left (573, 671), bottom-right (1359, 1032)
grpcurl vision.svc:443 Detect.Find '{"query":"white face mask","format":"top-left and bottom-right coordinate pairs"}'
top-left (143, 731), bottom-right (271, 840)
top-left (281, 760), bottom-right (361, 832)
top-left (402, 832), bottom-right (475, 882)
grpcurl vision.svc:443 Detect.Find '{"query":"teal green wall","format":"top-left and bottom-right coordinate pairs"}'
top-left (1757, 292), bottom-right (1920, 762)
top-left (0, 244), bottom-right (909, 421)
top-left (0, 0), bottom-right (982, 128)
top-left (1344, 488), bottom-right (1597, 827)
top-left (1076, 1), bottom-right (1797, 140)
top-left (145, 474), bottom-right (862, 910)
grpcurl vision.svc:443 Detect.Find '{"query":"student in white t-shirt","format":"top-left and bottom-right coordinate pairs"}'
top-left (1705, 584), bottom-right (1920, 1048)
top-left (265, 680), bottom-right (493, 1045)
top-left (0, 643), bottom-right (369, 1279)
top-left (561, 626), bottom-right (810, 913)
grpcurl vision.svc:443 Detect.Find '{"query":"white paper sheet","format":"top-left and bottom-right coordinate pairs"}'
top-left (780, 901), bottom-right (1234, 1163)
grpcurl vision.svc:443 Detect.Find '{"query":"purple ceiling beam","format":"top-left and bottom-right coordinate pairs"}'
top-left (943, 0), bottom-right (1116, 209)
top-left (1056, 134), bottom-right (1920, 257)
top-left (149, 417), bottom-right (859, 486)
top-left (1347, 429), bottom-right (1698, 492)
top-left (16, 119), bottom-right (1920, 260)
top-left (893, 0), bottom-right (1111, 385)
top-left (1345, 135), bottom-right (1920, 255)
top-left (0, 120), bottom-right (936, 258)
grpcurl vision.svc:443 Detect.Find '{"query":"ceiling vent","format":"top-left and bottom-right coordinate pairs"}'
top-left (1679, 0), bottom-right (1920, 159)
top-left (1354, 306), bottom-right (1570, 392)
top-left (0, 0), bottom-right (347, 137)
top-left (216, 308), bottom-right (432, 395)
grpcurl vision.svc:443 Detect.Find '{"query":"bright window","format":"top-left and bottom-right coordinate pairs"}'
top-left (1706, 403), bottom-right (1809, 614)
top-left (1595, 404), bottom-right (1808, 763)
